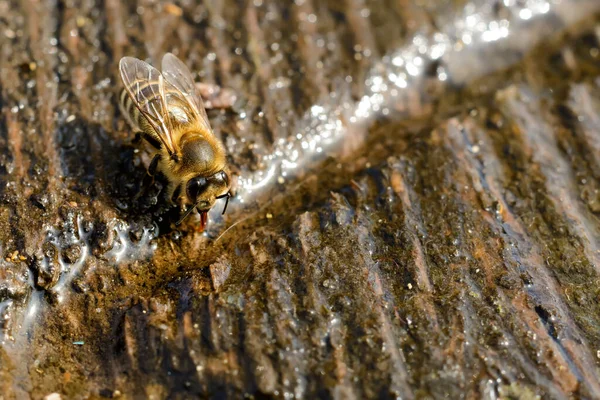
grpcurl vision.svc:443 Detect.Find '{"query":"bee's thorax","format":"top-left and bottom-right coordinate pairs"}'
top-left (177, 131), bottom-right (225, 176)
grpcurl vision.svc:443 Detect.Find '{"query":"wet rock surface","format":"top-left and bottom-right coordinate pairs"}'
top-left (0, 0), bottom-right (599, 398)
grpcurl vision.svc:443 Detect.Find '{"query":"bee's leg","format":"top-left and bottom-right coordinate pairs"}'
top-left (171, 183), bottom-right (182, 204)
top-left (134, 154), bottom-right (161, 202)
top-left (132, 131), bottom-right (162, 151)
top-left (132, 132), bottom-right (143, 145)
top-left (141, 132), bottom-right (162, 150)
top-left (148, 154), bottom-right (160, 177)
top-left (142, 154), bottom-right (160, 187)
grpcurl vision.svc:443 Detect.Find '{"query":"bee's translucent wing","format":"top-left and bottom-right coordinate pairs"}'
top-left (161, 53), bottom-right (212, 133)
top-left (119, 56), bottom-right (176, 155)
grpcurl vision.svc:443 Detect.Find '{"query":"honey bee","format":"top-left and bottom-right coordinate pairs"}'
top-left (118, 53), bottom-right (231, 230)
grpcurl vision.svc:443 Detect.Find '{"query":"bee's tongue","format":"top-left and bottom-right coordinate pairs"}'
top-left (199, 210), bottom-right (208, 231)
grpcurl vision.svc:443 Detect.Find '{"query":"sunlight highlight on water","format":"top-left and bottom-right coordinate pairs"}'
top-left (232, 0), bottom-right (597, 211)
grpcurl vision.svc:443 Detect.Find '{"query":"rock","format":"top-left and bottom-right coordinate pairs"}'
top-left (0, 0), bottom-right (599, 399)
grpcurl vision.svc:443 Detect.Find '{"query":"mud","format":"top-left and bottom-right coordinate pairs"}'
top-left (0, 0), bottom-right (599, 398)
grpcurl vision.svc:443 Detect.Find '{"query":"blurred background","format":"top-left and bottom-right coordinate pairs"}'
top-left (0, 0), bottom-right (599, 398)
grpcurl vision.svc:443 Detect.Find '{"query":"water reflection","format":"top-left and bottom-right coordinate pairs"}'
top-left (231, 0), bottom-right (599, 217)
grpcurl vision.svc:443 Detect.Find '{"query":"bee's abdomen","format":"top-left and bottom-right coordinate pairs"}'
top-left (120, 88), bottom-right (165, 142)
top-left (119, 88), bottom-right (142, 131)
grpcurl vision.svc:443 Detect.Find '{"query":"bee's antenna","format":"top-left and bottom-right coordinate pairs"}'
top-left (216, 192), bottom-right (231, 215)
top-left (176, 192), bottom-right (230, 226)
top-left (175, 204), bottom-right (198, 225)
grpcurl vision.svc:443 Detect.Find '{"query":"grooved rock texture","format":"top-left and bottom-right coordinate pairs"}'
top-left (0, 0), bottom-right (599, 398)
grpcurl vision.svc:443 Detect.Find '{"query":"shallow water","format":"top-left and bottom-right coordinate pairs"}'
top-left (0, 0), bottom-right (598, 398)
top-left (225, 0), bottom-right (600, 220)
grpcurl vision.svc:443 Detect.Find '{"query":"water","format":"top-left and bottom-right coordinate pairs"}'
top-left (223, 0), bottom-right (600, 225)
top-left (0, 1), bottom-right (598, 395)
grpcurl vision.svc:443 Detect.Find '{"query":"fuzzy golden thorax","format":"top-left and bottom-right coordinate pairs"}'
top-left (157, 127), bottom-right (229, 209)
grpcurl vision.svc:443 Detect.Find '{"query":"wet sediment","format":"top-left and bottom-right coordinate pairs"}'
top-left (0, 0), bottom-right (599, 398)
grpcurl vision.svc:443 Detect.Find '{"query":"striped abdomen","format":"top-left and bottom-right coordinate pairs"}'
top-left (119, 87), bottom-right (148, 133)
top-left (119, 86), bottom-right (192, 134)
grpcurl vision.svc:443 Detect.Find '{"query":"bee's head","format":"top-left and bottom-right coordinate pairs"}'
top-left (186, 170), bottom-right (230, 212)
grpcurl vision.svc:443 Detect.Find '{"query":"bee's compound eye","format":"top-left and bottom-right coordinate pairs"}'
top-left (211, 170), bottom-right (229, 186)
top-left (221, 171), bottom-right (230, 186)
top-left (187, 177), bottom-right (208, 201)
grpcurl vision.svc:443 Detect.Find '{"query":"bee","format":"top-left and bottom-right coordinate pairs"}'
top-left (118, 53), bottom-right (231, 230)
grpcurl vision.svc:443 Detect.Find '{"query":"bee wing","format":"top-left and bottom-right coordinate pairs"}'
top-left (119, 56), bottom-right (177, 155)
top-left (161, 53), bottom-right (212, 133)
